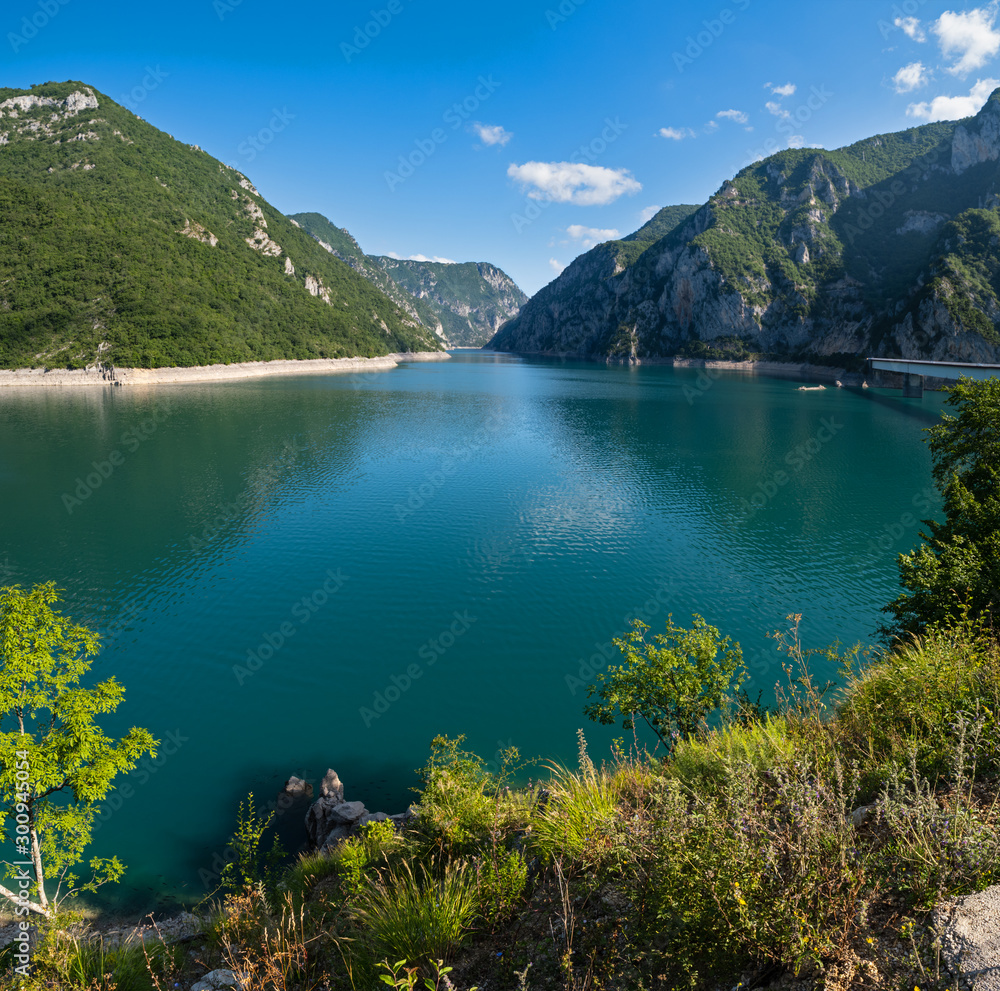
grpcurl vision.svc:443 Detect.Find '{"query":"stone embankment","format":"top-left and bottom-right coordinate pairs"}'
top-left (0, 352), bottom-right (450, 388)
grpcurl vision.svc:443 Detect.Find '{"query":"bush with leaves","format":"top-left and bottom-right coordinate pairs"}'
top-left (219, 792), bottom-right (286, 900)
top-left (584, 615), bottom-right (745, 753)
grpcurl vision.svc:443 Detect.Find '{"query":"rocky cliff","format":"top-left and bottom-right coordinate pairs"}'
top-left (290, 213), bottom-right (528, 347)
top-left (372, 256), bottom-right (528, 347)
top-left (490, 91), bottom-right (1000, 365)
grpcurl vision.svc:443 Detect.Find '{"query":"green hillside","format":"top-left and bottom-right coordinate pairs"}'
top-left (0, 81), bottom-right (441, 370)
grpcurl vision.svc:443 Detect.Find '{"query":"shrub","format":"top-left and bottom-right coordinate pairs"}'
top-left (584, 616), bottom-right (745, 753)
top-left (838, 618), bottom-right (1000, 786)
top-left (669, 714), bottom-right (796, 792)
top-left (413, 736), bottom-right (530, 854)
top-left (470, 849), bottom-right (528, 926)
top-left (871, 718), bottom-right (1000, 910)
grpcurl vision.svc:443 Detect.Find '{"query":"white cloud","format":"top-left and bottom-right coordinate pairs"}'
top-left (549, 258), bottom-right (566, 275)
top-left (387, 252), bottom-right (457, 264)
top-left (639, 205), bottom-right (661, 223)
top-left (906, 76), bottom-right (999, 119)
top-left (770, 82), bottom-right (796, 97)
top-left (507, 161), bottom-right (642, 206)
top-left (716, 108), bottom-right (749, 124)
top-left (704, 120), bottom-right (719, 132)
top-left (896, 16), bottom-right (926, 42)
top-left (787, 135), bottom-right (805, 149)
top-left (565, 224), bottom-right (621, 247)
top-left (933, 7), bottom-right (1000, 75)
top-left (657, 126), bottom-right (694, 140)
top-left (472, 122), bottom-right (512, 146)
top-left (765, 100), bottom-right (791, 119)
top-left (893, 61), bottom-right (929, 92)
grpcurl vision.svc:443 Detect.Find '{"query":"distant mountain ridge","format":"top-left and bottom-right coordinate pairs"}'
top-left (0, 81), bottom-right (442, 370)
top-left (289, 213), bottom-right (527, 347)
top-left (489, 92), bottom-right (1000, 366)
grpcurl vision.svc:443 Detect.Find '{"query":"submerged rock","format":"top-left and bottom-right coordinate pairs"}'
top-left (302, 768), bottom-right (416, 850)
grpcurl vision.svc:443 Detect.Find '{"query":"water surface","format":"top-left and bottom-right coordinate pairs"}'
top-left (0, 353), bottom-right (943, 908)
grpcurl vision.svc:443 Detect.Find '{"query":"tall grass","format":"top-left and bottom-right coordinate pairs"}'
top-left (351, 860), bottom-right (478, 971)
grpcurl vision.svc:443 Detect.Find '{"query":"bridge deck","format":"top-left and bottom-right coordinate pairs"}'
top-left (868, 358), bottom-right (1000, 381)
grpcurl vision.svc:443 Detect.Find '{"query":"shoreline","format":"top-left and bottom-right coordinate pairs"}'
top-left (485, 350), bottom-right (960, 389)
top-left (0, 351), bottom-right (450, 388)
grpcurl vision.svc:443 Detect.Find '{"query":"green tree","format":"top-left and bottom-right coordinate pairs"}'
top-left (0, 582), bottom-right (157, 917)
top-left (584, 615), bottom-right (745, 752)
top-left (883, 377), bottom-right (1000, 639)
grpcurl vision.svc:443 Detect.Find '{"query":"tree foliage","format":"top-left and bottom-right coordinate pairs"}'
top-left (883, 377), bottom-right (1000, 638)
top-left (584, 616), bottom-right (746, 752)
top-left (0, 582), bottom-right (157, 916)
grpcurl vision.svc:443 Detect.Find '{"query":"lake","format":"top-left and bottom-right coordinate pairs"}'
top-left (0, 352), bottom-right (944, 910)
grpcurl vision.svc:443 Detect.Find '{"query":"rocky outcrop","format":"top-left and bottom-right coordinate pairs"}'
top-left (297, 768), bottom-right (416, 851)
top-left (951, 92), bottom-right (1000, 174)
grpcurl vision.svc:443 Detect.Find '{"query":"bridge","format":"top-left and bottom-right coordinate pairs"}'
top-left (867, 357), bottom-right (1000, 397)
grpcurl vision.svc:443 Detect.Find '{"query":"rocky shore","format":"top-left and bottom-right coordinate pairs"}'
top-left (0, 352), bottom-right (450, 388)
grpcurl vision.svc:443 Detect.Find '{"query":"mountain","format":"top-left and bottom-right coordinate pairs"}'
top-left (290, 212), bottom-right (528, 347)
top-left (489, 92), bottom-right (1000, 367)
top-left (0, 81), bottom-right (442, 370)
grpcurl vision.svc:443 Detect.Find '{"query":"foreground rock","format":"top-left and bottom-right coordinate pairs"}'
top-left (934, 885), bottom-right (1000, 989)
top-left (288, 768), bottom-right (415, 851)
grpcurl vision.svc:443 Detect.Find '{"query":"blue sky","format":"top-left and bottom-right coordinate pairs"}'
top-left (5, 0), bottom-right (1000, 294)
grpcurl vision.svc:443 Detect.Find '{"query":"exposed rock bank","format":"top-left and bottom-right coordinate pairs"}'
top-left (0, 352), bottom-right (450, 388)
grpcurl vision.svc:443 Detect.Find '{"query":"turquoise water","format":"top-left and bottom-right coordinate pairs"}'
top-left (0, 353), bottom-right (943, 909)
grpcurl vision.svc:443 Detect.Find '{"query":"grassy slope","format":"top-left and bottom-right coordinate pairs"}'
top-left (0, 81), bottom-right (440, 369)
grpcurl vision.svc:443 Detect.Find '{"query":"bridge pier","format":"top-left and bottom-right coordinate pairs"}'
top-left (902, 372), bottom-right (924, 398)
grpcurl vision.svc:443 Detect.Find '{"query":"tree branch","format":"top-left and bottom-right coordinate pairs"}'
top-left (0, 882), bottom-right (48, 916)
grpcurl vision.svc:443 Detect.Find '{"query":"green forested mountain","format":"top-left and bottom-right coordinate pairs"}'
top-left (290, 212), bottom-right (527, 347)
top-left (0, 81), bottom-right (442, 369)
top-left (490, 91), bottom-right (1000, 365)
